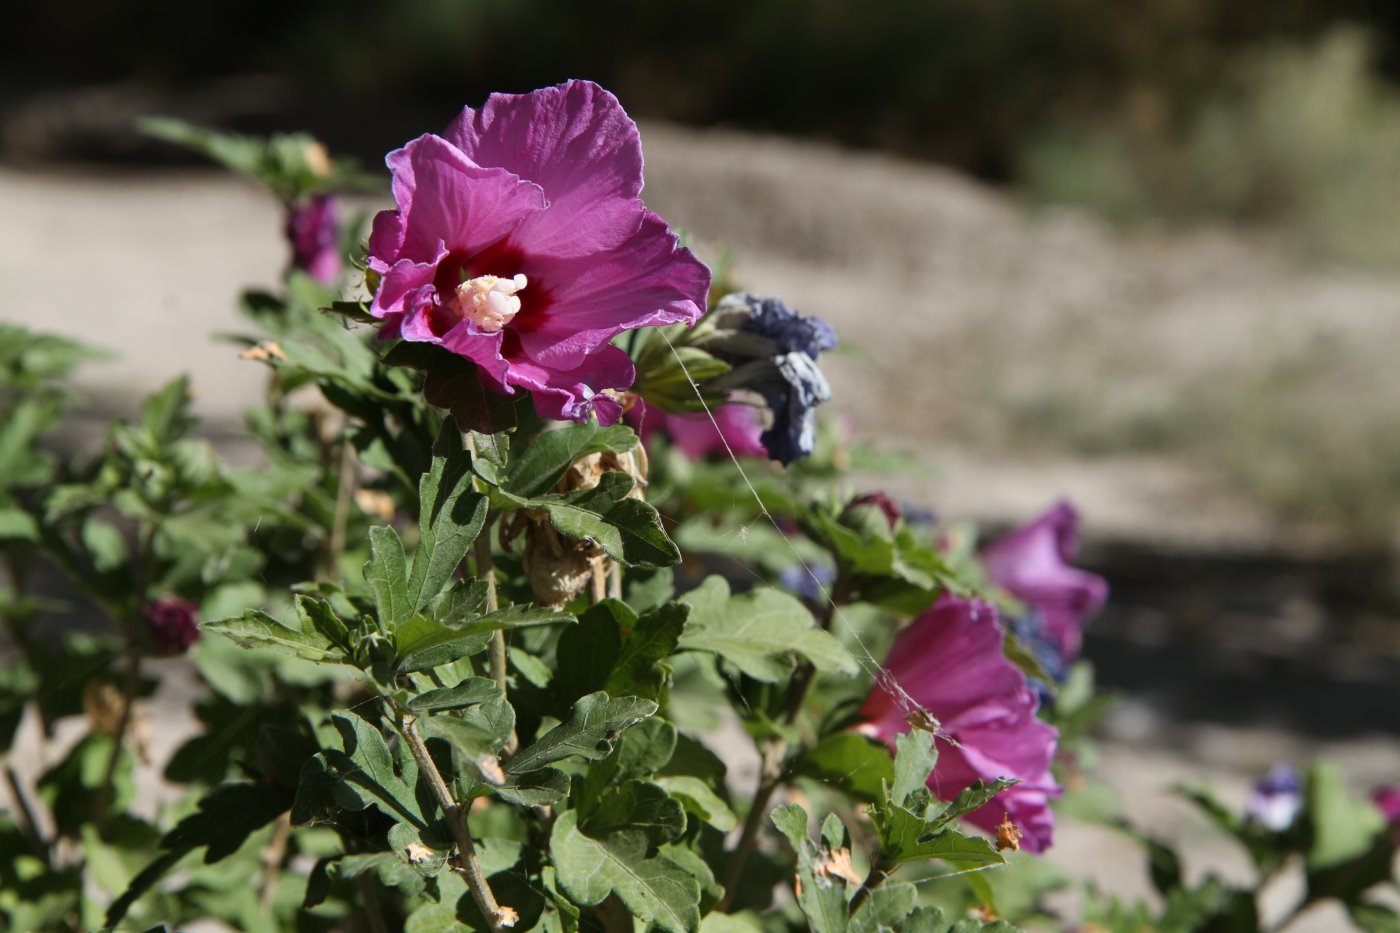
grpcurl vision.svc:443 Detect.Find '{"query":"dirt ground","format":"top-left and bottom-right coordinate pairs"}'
top-left (4, 123), bottom-right (1400, 929)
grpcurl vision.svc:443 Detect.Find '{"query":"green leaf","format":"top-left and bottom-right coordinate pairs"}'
top-left (1350, 902), bottom-right (1400, 933)
top-left (550, 810), bottom-right (701, 933)
top-left (107, 782), bottom-right (291, 926)
top-left (382, 341), bottom-right (519, 434)
top-left (364, 524), bottom-right (412, 628)
top-left (934, 779), bottom-right (1018, 831)
top-left (408, 677), bottom-right (500, 712)
top-left (540, 475), bottom-right (680, 568)
top-left (202, 608), bottom-right (341, 663)
top-left (329, 713), bottom-right (424, 826)
top-left (294, 594), bottom-right (351, 652)
top-left (797, 733), bottom-right (894, 803)
top-left (495, 769), bottom-right (570, 808)
top-left (422, 696), bottom-right (517, 756)
top-left (140, 374), bottom-right (196, 446)
top-left (330, 852), bottom-right (428, 897)
top-left (553, 600), bottom-right (628, 706)
top-left (506, 692), bottom-right (657, 775)
top-left (0, 507), bottom-right (38, 541)
top-left (605, 602), bottom-right (688, 701)
top-left (770, 803), bottom-right (851, 933)
top-left (891, 730), bottom-right (939, 808)
top-left (679, 577), bottom-right (857, 682)
top-left (503, 423), bottom-right (638, 498)
top-left (1306, 760), bottom-right (1386, 872)
top-left (80, 518), bottom-right (127, 571)
top-left (395, 605), bottom-right (575, 674)
top-left (657, 775), bottom-right (737, 832)
top-left (407, 426), bottom-right (488, 611)
top-left (870, 799), bottom-right (1006, 869)
top-left (582, 781), bottom-right (687, 846)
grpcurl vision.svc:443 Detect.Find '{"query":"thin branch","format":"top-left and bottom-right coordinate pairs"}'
top-left (4, 763), bottom-right (50, 868)
top-left (259, 810), bottom-right (293, 913)
top-left (847, 855), bottom-right (890, 916)
top-left (399, 713), bottom-right (511, 933)
top-left (355, 873), bottom-right (392, 933)
top-left (326, 439), bottom-right (357, 582)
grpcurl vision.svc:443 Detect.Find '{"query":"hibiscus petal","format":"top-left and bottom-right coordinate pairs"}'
top-left (379, 134), bottom-right (546, 265)
top-left (445, 80), bottom-right (646, 257)
top-left (505, 344), bottom-right (635, 424)
top-left (516, 210), bottom-right (710, 370)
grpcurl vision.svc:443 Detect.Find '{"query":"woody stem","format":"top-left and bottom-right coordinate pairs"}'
top-left (399, 713), bottom-right (508, 933)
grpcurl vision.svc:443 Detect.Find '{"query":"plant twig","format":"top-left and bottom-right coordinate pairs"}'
top-left (93, 640), bottom-right (139, 824)
top-left (847, 855), bottom-right (890, 916)
top-left (355, 873), bottom-right (392, 933)
top-left (589, 558), bottom-right (608, 604)
top-left (259, 810), bottom-right (293, 913)
top-left (400, 713), bottom-right (511, 933)
top-left (4, 762), bottom-right (50, 868)
top-left (326, 440), bottom-right (357, 582)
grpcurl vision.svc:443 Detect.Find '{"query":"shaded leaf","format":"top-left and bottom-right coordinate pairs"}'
top-left (506, 692), bottom-right (657, 775)
top-left (551, 810), bottom-right (700, 933)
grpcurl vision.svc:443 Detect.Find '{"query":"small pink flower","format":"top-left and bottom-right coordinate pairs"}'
top-left (628, 398), bottom-right (766, 460)
top-left (981, 501), bottom-right (1107, 662)
top-left (368, 80), bottom-right (710, 424)
top-left (857, 596), bottom-right (1061, 853)
top-left (143, 598), bottom-right (200, 656)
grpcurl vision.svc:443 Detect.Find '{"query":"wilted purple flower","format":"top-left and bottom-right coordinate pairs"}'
top-left (730, 293), bottom-right (838, 359)
top-left (143, 598), bottom-right (200, 656)
top-left (628, 397), bottom-right (766, 460)
top-left (1247, 764), bottom-right (1303, 831)
top-left (285, 194), bottom-right (342, 284)
top-left (857, 596), bottom-right (1061, 854)
top-left (981, 501), bottom-right (1108, 663)
top-left (367, 80), bottom-right (710, 424)
top-left (703, 292), bottom-right (837, 465)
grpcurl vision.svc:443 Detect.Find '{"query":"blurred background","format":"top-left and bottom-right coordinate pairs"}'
top-left (4, 1), bottom-right (1400, 924)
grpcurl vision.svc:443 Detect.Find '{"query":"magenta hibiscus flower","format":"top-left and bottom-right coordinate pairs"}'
top-left (981, 500), bottom-right (1107, 662)
top-left (629, 398), bottom-right (766, 460)
top-left (367, 80), bottom-right (711, 424)
top-left (857, 595), bottom-right (1061, 853)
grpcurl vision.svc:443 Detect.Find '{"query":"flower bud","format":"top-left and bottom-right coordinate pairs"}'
top-left (143, 597), bottom-right (200, 656)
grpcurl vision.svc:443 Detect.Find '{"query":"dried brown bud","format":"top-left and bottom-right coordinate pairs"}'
top-left (994, 813), bottom-right (1022, 852)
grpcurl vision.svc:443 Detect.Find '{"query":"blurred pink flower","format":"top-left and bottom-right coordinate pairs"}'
top-left (981, 500), bottom-right (1107, 661)
top-left (286, 194), bottom-right (342, 284)
top-left (368, 80), bottom-right (710, 424)
top-left (1373, 785), bottom-right (1400, 841)
top-left (857, 595), bottom-right (1061, 853)
top-left (143, 598), bottom-right (200, 656)
top-left (628, 398), bottom-right (766, 460)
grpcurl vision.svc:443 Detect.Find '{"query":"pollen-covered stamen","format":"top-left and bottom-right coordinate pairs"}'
top-left (451, 273), bottom-right (528, 333)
